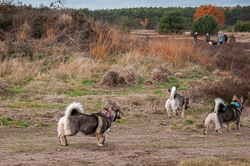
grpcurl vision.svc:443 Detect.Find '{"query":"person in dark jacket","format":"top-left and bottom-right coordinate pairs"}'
top-left (224, 33), bottom-right (228, 44)
top-left (205, 33), bottom-right (210, 43)
top-left (194, 32), bottom-right (198, 44)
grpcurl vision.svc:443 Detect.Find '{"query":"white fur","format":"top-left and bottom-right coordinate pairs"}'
top-left (169, 86), bottom-right (176, 100)
top-left (57, 116), bottom-right (65, 138)
top-left (65, 102), bottom-right (84, 118)
top-left (57, 102), bottom-right (84, 138)
top-left (165, 86), bottom-right (185, 118)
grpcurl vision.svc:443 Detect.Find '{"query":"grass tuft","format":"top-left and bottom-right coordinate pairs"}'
top-left (36, 122), bottom-right (51, 127)
top-left (170, 122), bottom-right (183, 129)
top-left (185, 116), bottom-right (194, 125)
top-left (115, 119), bottom-right (129, 124)
top-left (234, 132), bottom-right (241, 136)
top-left (194, 122), bottom-right (204, 128)
top-left (190, 135), bottom-right (206, 138)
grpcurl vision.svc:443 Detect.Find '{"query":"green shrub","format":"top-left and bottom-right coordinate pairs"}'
top-left (158, 10), bottom-right (184, 34)
top-left (234, 21), bottom-right (250, 32)
top-left (191, 15), bottom-right (219, 35)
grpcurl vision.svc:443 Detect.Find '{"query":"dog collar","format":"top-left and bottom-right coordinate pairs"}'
top-left (232, 102), bottom-right (240, 108)
top-left (102, 110), bottom-right (113, 123)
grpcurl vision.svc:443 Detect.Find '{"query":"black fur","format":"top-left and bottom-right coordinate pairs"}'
top-left (67, 106), bottom-right (122, 136)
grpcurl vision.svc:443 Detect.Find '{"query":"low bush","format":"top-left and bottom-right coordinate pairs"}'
top-left (192, 77), bottom-right (250, 103)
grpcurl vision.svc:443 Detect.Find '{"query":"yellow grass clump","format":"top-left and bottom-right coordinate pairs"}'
top-left (58, 14), bottom-right (72, 26)
top-left (234, 132), bottom-right (241, 136)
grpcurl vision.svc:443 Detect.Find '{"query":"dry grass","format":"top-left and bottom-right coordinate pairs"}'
top-left (234, 132), bottom-right (241, 136)
top-left (180, 158), bottom-right (249, 166)
top-left (100, 70), bottom-right (121, 87)
top-left (190, 135), bottom-right (206, 138)
top-left (151, 66), bottom-right (170, 83)
top-left (117, 66), bottom-right (138, 84)
top-left (0, 59), bottom-right (39, 84)
top-left (54, 57), bottom-right (109, 79)
top-left (1, 3), bottom-right (250, 106)
top-left (58, 14), bottom-right (72, 26)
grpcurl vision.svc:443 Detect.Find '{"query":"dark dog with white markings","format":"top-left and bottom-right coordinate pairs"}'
top-left (203, 95), bottom-right (245, 135)
top-left (57, 100), bottom-right (123, 146)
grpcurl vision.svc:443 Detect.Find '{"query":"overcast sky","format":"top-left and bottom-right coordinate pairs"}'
top-left (18, 0), bottom-right (250, 10)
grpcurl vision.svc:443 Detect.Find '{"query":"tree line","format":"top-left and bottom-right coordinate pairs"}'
top-left (79, 5), bottom-right (250, 31)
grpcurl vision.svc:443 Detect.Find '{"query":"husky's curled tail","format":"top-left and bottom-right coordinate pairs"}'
top-left (169, 86), bottom-right (176, 100)
top-left (57, 102), bottom-right (84, 145)
top-left (214, 98), bottom-right (226, 113)
top-left (203, 98), bottom-right (226, 134)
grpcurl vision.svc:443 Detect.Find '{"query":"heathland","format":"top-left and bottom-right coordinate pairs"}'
top-left (0, 3), bottom-right (250, 166)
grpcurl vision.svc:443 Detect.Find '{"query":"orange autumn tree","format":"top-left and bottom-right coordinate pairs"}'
top-left (194, 4), bottom-right (225, 27)
top-left (139, 18), bottom-right (148, 29)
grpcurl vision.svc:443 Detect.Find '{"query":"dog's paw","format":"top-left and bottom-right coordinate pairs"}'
top-left (98, 143), bottom-right (103, 147)
top-left (216, 130), bottom-right (222, 133)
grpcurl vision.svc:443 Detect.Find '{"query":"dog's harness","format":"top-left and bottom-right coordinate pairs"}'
top-left (102, 110), bottom-right (113, 123)
top-left (232, 102), bottom-right (240, 108)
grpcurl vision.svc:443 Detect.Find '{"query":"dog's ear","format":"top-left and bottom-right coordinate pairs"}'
top-left (232, 95), bottom-right (238, 101)
top-left (108, 100), bottom-right (113, 105)
top-left (168, 89), bottom-right (171, 92)
top-left (239, 97), bottom-right (244, 103)
top-left (110, 105), bottom-right (115, 111)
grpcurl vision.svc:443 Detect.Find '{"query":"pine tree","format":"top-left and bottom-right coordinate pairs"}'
top-left (191, 15), bottom-right (219, 35)
top-left (158, 11), bottom-right (184, 34)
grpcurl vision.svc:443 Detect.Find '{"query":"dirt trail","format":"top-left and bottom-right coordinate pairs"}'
top-left (0, 106), bottom-right (250, 165)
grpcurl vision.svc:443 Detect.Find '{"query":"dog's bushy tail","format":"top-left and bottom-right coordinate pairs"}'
top-left (214, 98), bottom-right (226, 113)
top-left (170, 86), bottom-right (176, 100)
top-left (65, 102), bottom-right (84, 118)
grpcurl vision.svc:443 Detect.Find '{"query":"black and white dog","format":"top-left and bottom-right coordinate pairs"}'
top-left (165, 86), bottom-right (190, 118)
top-left (203, 95), bottom-right (244, 135)
top-left (57, 100), bottom-right (123, 146)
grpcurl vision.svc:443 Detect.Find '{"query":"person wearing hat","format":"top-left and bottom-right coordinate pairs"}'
top-left (217, 31), bottom-right (224, 45)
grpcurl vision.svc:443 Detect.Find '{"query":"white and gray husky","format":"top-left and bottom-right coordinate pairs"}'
top-left (165, 86), bottom-right (190, 118)
top-left (203, 95), bottom-right (245, 135)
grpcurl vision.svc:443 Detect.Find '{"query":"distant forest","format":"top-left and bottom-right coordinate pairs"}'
top-left (79, 5), bottom-right (250, 30)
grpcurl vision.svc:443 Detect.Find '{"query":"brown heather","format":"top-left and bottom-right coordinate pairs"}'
top-left (0, 3), bottom-right (250, 102)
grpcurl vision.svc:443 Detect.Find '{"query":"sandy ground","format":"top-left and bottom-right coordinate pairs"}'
top-left (0, 94), bottom-right (250, 166)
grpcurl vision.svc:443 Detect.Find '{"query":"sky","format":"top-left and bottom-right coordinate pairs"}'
top-left (17, 0), bottom-right (250, 10)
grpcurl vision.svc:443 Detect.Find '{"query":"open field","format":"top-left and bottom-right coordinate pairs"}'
top-left (130, 30), bottom-right (250, 43)
top-left (1, 6), bottom-right (250, 165)
top-left (0, 91), bottom-right (250, 165)
top-left (1, 53), bottom-right (250, 165)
